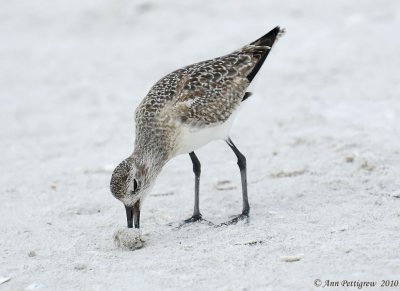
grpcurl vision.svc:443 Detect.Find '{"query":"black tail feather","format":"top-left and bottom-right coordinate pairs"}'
top-left (242, 92), bottom-right (252, 102)
top-left (250, 26), bottom-right (282, 47)
top-left (246, 26), bottom-right (283, 82)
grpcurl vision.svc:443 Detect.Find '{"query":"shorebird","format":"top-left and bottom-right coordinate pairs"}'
top-left (110, 26), bottom-right (285, 228)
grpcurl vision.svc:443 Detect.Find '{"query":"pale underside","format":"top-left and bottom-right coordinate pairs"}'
top-left (174, 108), bottom-right (240, 156)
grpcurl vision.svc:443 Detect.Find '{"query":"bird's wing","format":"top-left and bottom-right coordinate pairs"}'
top-left (173, 26), bottom-right (284, 127)
top-left (173, 48), bottom-right (260, 126)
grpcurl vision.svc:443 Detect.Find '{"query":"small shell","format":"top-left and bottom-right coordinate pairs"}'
top-left (281, 254), bottom-right (304, 262)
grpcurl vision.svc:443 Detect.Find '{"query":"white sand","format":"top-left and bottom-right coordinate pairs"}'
top-left (1, 0), bottom-right (400, 290)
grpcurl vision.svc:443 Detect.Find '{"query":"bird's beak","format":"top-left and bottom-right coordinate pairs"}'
top-left (125, 206), bottom-right (133, 228)
top-left (125, 201), bottom-right (140, 228)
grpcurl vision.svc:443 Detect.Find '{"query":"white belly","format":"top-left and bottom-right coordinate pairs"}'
top-left (174, 111), bottom-right (238, 156)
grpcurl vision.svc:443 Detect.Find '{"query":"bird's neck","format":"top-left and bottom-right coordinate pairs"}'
top-left (132, 130), bottom-right (174, 170)
top-left (131, 147), bottom-right (168, 179)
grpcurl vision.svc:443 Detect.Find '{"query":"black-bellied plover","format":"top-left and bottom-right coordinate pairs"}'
top-left (110, 26), bottom-right (285, 228)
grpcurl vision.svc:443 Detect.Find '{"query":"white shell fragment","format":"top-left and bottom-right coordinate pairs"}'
top-left (0, 277), bottom-right (11, 285)
top-left (281, 254), bottom-right (304, 262)
top-left (113, 228), bottom-right (144, 250)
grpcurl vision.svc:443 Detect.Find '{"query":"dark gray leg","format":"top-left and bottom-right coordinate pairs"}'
top-left (222, 138), bottom-right (249, 225)
top-left (185, 152), bottom-right (202, 222)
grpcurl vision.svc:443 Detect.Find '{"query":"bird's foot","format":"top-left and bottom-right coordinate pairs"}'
top-left (217, 211), bottom-right (249, 227)
top-left (176, 214), bottom-right (214, 228)
top-left (184, 214), bottom-right (203, 223)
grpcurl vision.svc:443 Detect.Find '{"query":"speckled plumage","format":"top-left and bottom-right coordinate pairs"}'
top-left (111, 26), bottom-right (284, 213)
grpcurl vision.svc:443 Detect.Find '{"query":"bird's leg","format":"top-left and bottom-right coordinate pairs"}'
top-left (220, 138), bottom-right (250, 226)
top-left (175, 152), bottom-right (214, 229)
top-left (184, 152), bottom-right (202, 223)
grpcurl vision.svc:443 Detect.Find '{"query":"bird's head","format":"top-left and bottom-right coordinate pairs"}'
top-left (110, 157), bottom-right (155, 228)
